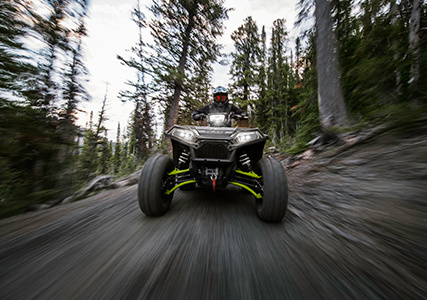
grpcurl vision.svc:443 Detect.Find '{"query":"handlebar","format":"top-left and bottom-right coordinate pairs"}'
top-left (193, 112), bottom-right (247, 121)
top-left (233, 114), bottom-right (248, 120)
top-left (193, 113), bottom-right (206, 121)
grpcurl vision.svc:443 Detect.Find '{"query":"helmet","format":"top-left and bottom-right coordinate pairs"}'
top-left (213, 86), bottom-right (228, 106)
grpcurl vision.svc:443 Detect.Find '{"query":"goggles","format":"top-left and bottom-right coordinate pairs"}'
top-left (215, 95), bottom-right (227, 102)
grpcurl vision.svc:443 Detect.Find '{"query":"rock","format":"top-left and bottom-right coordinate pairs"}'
top-left (55, 172), bottom-right (142, 206)
top-left (28, 203), bottom-right (51, 211)
top-left (60, 195), bottom-right (75, 204)
top-left (83, 175), bottom-right (115, 191)
top-left (110, 171), bottom-right (140, 189)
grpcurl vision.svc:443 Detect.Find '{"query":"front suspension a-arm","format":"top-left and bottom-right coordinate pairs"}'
top-left (164, 169), bottom-right (196, 195)
top-left (229, 170), bottom-right (263, 199)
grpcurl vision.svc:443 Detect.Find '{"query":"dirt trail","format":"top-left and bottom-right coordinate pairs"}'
top-left (284, 123), bottom-right (427, 298)
top-left (0, 122), bottom-right (426, 299)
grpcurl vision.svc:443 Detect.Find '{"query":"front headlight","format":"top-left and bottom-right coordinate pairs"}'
top-left (173, 128), bottom-right (196, 142)
top-left (208, 114), bottom-right (226, 124)
top-left (234, 131), bottom-right (260, 144)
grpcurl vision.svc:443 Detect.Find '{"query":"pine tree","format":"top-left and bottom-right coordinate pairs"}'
top-left (98, 136), bottom-right (112, 174)
top-left (79, 90), bottom-right (108, 176)
top-left (289, 30), bottom-right (320, 153)
top-left (315, 0), bottom-right (348, 129)
top-left (266, 19), bottom-right (294, 141)
top-left (30, 0), bottom-right (71, 112)
top-left (229, 16), bottom-right (261, 116)
top-left (331, 0), bottom-right (358, 108)
top-left (255, 26), bottom-right (269, 132)
top-left (57, 5), bottom-right (90, 180)
top-left (93, 88), bottom-right (109, 143)
top-left (113, 123), bottom-right (122, 174)
top-left (178, 56), bottom-right (213, 125)
top-left (126, 100), bottom-right (153, 162)
top-left (346, 1), bottom-right (407, 116)
top-left (0, 0), bottom-right (93, 216)
top-left (62, 21), bottom-right (90, 137)
top-left (288, 0), bottom-right (426, 151)
top-left (0, 0), bottom-right (35, 100)
top-left (147, 0), bottom-right (230, 129)
top-left (79, 126), bottom-right (97, 175)
top-left (118, 0), bottom-right (154, 161)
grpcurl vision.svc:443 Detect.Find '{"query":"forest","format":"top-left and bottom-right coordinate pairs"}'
top-left (0, 0), bottom-right (425, 218)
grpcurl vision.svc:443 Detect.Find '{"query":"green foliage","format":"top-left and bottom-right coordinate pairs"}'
top-left (146, 0), bottom-right (231, 128)
top-left (117, 0), bottom-right (155, 161)
top-left (179, 82), bottom-right (211, 125)
top-left (112, 123), bottom-right (122, 174)
top-left (0, 0), bottom-right (91, 218)
top-left (0, 1), bottom-right (33, 93)
top-left (128, 101), bottom-right (154, 161)
top-left (229, 16), bottom-right (261, 112)
top-left (77, 119), bottom-right (143, 180)
top-left (0, 102), bottom-right (64, 218)
top-left (248, 0), bottom-right (426, 154)
top-left (98, 138), bottom-right (112, 174)
top-left (255, 26), bottom-right (269, 132)
top-left (79, 128), bottom-right (97, 175)
top-left (281, 29), bottom-right (320, 154)
top-left (229, 16), bottom-right (307, 145)
top-left (266, 19), bottom-right (298, 141)
top-left (335, 0), bottom-right (426, 121)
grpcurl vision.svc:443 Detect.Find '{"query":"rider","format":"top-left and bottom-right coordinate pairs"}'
top-left (191, 86), bottom-right (247, 126)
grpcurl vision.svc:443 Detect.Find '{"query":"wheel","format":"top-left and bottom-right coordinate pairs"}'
top-left (138, 154), bottom-right (175, 216)
top-left (256, 156), bottom-right (288, 222)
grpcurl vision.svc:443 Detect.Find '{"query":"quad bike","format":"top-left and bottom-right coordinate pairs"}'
top-left (137, 112), bottom-right (288, 222)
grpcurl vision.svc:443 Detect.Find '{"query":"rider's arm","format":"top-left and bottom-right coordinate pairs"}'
top-left (192, 104), bottom-right (211, 121)
top-left (230, 104), bottom-right (248, 118)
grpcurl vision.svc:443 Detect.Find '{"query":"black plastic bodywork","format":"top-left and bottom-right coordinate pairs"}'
top-left (165, 125), bottom-right (268, 195)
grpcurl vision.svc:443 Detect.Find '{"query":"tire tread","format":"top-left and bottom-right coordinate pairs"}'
top-left (138, 154), bottom-right (174, 216)
top-left (257, 156), bottom-right (288, 222)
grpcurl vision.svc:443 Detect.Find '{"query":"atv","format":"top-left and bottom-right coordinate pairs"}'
top-left (137, 112), bottom-right (288, 222)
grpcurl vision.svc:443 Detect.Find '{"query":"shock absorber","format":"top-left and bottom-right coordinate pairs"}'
top-left (239, 153), bottom-right (251, 172)
top-left (178, 150), bottom-right (190, 168)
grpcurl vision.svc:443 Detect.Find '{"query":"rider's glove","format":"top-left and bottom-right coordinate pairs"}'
top-left (193, 113), bottom-right (205, 121)
top-left (234, 112), bottom-right (248, 119)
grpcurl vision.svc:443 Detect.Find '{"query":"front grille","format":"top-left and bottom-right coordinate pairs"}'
top-left (195, 143), bottom-right (230, 159)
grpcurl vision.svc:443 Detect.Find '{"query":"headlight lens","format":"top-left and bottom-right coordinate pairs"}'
top-left (208, 114), bottom-right (226, 124)
top-left (234, 131), bottom-right (260, 144)
top-left (173, 128), bottom-right (196, 142)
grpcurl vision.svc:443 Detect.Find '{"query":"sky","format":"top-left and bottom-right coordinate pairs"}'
top-left (80, 0), bottom-right (300, 139)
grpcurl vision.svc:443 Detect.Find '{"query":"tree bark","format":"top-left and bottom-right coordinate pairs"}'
top-left (315, 0), bottom-right (348, 129)
top-left (165, 6), bottom-right (196, 130)
top-left (409, 0), bottom-right (421, 85)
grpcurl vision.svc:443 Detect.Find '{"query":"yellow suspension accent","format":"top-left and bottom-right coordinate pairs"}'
top-left (168, 168), bottom-right (190, 176)
top-left (165, 180), bottom-right (197, 195)
top-left (235, 169), bottom-right (262, 179)
top-left (228, 181), bottom-right (263, 199)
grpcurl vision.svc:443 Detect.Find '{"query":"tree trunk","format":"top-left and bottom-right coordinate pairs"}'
top-left (165, 8), bottom-right (196, 130)
top-left (315, 0), bottom-right (348, 129)
top-left (409, 0), bottom-right (421, 85)
top-left (390, 0), bottom-right (402, 95)
top-left (166, 84), bottom-right (183, 130)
